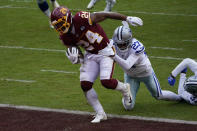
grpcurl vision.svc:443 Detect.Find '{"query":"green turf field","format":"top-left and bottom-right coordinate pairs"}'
top-left (0, 0), bottom-right (197, 121)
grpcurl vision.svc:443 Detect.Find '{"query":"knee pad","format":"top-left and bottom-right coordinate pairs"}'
top-left (183, 58), bottom-right (193, 66)
top-left (80, 81), bottom-right (93, 92)
top-left (101, 79), bottom-right (117, 89)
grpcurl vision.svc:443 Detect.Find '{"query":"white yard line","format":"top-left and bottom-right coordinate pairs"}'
top-left (0, 5), bottom-right (11, 8)
top-left (1, 78), bottom-right (36, 83)
top-left (116, 10), bottom-right (197, 17)
top-left (9, 0), bottom-right (33, 2)
top-left (41, 69), bottom-right (77, 74)
top-left (0, 45), bottom-right (193, 61)
top-left (149, 46), bottom-right (183, 51)
top-left (0, 45), bottom-right (65, 52)
top-left (1, 5), bottom-right (197, 17)
top-left (182, 40), bottom-right (197, 42)
top-left (149, 56), bottom-right (183, 60)
top-left (0, 104), bottom-right (196, 125)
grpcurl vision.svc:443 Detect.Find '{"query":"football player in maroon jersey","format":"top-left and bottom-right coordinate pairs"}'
top-left (50, 6), bottom-right (143, 123)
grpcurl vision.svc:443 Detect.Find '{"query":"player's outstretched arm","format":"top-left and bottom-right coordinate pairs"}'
top-left (90, 12), bottom-right (143, 27)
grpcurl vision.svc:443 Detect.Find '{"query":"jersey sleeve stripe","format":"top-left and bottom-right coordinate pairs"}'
top-left (153, 72), bottom-right (162, 97)
top-left (88, 12), bottom-right (93, 25)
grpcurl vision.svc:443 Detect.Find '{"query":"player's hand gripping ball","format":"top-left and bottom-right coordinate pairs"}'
top-left (65, 46), bottom-right (84, 64)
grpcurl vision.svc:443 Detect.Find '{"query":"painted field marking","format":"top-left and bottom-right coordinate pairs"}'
top-left (9, 0), bottom-right (33, 2)
top-left (41, 69), bottom-right (77, 74)
top-left (182, 40), bottom-right (197, 42)
top-left (0, 45), bottom-right (65, 52)
top-left (149, 46), bottom-right (183, 51)
top-left (0, 45), bottom-right (194, 61)
top-left (1, 5), bottom-right (197, 17)
top-left (1, 78), bottom-right (36, 83)
top-left (0, 104), bottom-right (196, 125)
top-left (0, 5), bottom-right (11, 8)
top-left (115, 10), bottom-right (197, 17)
top-left (149, 56), bottom-right (183, 60)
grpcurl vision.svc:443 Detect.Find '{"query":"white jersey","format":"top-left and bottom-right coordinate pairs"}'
top-left (113, 38), bottom-right (152, 77)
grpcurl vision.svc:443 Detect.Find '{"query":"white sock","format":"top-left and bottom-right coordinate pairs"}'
top-left (115, 81), bottom-right (126, 93)
top-left (178, 73), bottom-right (187, 95)
top-left (51, 0), bottom-right (60, 8)
top-left (44, 9), bottom-right (51, 18)
top-left (85, 88), bottom-right (105, 114)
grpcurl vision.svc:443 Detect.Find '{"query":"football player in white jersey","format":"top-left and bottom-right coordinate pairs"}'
top-left (168, 58), bottom-right (197, 105)
top-left (87, 0), bottom-right (116, 12)
top-left (36, 0), bottom-right (59, 28)
top-left (110, 21), bottom-right (181, 110)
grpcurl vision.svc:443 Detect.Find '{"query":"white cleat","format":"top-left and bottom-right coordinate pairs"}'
top-left (104, 0), bottom-right (116, 12)
top-left (122, 83), bottom-right (132, 107)
top-left (87, 0), bottom-right (98, 9)
top-left (91, 112), bottom-right (107, 123)
top-left (122, 97), bottom-right (133, 110)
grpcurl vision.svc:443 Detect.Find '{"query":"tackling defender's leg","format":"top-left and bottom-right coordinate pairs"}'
top-left (37, 0), bottom-right (59, 28)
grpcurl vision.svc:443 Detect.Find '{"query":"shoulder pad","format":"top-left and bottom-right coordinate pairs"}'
top-left (130, 38), bottom-right (145, 55)
top-left (75, 11), bottom-right (92, 25)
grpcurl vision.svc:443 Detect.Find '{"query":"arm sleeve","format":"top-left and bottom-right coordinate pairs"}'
top-left (113, 53), bottom-right (139, 71)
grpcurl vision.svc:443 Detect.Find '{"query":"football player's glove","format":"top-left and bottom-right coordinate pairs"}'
top-left (126, 16), bottom-right (143, 27)
top-left (98, 41), bottom-right (115, 57)
top-left (168, 74), bottom-right (176, 86)
top-left (65, 46), bottom-right (83, 64)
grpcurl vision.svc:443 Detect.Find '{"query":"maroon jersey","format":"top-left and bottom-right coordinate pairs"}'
top-left (60, 11), bottom-right (109, 54)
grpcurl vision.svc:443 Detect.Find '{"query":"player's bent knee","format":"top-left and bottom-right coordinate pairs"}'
top-left (153, 94), bottom-right (161, 100)
top-left (155, 94), bottom-right (165, 100)
top-left (155, 96), bottom-right (161, 100)
top-left (80, 81), bottom-right (93, 92)
top-left (183, 58), bottom-right (193, 65)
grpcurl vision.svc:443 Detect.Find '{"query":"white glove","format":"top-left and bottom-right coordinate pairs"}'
top-left (65, 47), bottom-right (79, 64)
top-left (126, 16), bottom-right (143, 26)
top-left (98, 41), bottom-right (115, 57)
